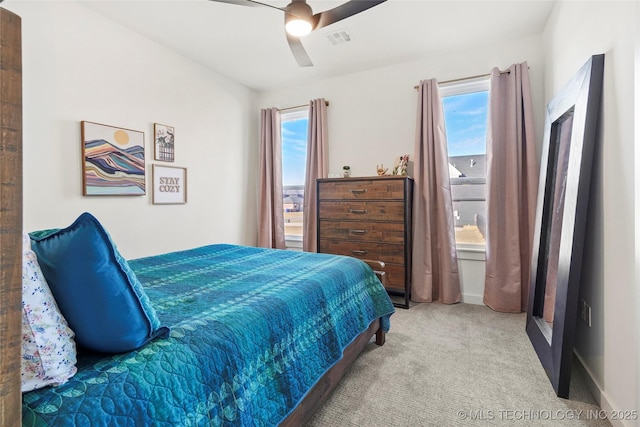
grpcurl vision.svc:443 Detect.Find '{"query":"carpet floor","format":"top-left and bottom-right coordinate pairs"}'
top-left (307, 302), bottom-right (611, 426)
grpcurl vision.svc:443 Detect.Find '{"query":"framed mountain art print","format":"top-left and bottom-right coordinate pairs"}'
top-left (81, 121), bottom-right (146, 196)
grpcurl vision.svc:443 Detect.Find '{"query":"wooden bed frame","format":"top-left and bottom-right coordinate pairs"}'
top-left (282, 319), bottom-right (385, 426)
top-left (0, 8), bottom-right (385, 426)
top-left (0, 7), bottom-right (23, 427)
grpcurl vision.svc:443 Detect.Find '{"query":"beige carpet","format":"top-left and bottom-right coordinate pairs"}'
top-left (307, 302), bottom-right (610, 426)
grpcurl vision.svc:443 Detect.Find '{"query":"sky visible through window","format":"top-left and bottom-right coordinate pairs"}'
top-left (442, 91), bottom-right (488, 157)
top-left (281, 116), bottom-right (308, 186)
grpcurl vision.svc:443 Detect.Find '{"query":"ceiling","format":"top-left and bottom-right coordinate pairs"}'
top-left (80, 0), bottom-right (556, 92)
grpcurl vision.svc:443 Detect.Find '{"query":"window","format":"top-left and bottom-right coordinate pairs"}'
top-left (440, 77), bottom-right (489, 247)
top-left (281, 109), bottom-right (308, 249)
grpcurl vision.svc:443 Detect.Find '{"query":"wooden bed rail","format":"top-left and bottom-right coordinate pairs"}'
top-left (0, 7), bottom-right (23, 427)
top-left (280, 318), bottom-right (384, 426)
top-left (362, 259), bottom-right (386, 286)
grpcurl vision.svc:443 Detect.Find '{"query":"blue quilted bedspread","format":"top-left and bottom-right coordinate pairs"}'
top-left (22, 244), bottom-right (395, 426)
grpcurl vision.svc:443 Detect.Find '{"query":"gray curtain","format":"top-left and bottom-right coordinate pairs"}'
top-left (483, 62), bottom-right (539, 313)
top-left (257, 108), bottom-right (286, 249)
top-left (302, 99), bottom-right (328, 252)
top-left (412, 79), bottom-right (461, 304)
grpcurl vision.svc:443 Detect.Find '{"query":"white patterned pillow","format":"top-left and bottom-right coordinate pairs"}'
top-left (21, 233), bottom-right (77, 392)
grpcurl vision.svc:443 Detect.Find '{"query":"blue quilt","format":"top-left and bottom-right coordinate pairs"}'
top-left (22, 244), bottom-right (395, 426)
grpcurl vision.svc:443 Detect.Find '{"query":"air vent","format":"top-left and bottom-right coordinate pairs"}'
top-left (326, 29), bottom-right (352, 45)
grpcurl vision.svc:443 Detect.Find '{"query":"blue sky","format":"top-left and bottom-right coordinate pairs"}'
top-left (281, 117), bottom-right (308, 186)
top-left (442, 91), bottom-right (488, 157)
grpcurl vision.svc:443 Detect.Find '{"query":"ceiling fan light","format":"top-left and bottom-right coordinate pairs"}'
top-left (286, 18), bottom-right (312, 37)
top-left (285, 1), bottom-right (314, 37)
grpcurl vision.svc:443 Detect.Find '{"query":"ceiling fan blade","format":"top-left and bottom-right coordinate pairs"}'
top-left (313, 0), bottom-right (386, 29)
top-left (286, 32), bottom-right (313, 67)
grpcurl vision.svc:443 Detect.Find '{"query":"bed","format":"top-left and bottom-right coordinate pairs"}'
top-left (2, 10), bottom-right (390, 425)
top-left (21, 237), bottom-right (395, 426)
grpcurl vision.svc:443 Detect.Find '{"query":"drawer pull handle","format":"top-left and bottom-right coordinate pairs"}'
top-left (351, 229), bottom-right (368, 235)
top-left (349, 189), bottom-right (367, 194)
top-left (349, 209), bottom-right (368, 214)
top-left (352, 250), bottom-right (368, 255)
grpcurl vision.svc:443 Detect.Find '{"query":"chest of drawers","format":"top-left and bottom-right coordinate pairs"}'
top-left (316, 176), bottom-right (413, 308)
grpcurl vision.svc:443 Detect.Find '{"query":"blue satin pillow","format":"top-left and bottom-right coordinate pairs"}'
top-left (30, 212), bottom-right (169, 353)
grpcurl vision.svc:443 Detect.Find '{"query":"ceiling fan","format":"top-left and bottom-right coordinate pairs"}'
top-left (209, 0), bottom-right (387, 67)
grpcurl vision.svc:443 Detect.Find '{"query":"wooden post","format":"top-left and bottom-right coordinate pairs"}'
top-left (0, 7), bottom-right (23, 427)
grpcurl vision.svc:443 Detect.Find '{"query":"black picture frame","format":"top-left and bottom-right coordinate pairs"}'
top-left (526, 54), bottom-right (604, 398)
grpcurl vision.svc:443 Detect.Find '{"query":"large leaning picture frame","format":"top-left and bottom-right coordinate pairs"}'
top-left (526, 54), bottom-right (604, 398)
top-left (81, 121), bottom-right (146, 196)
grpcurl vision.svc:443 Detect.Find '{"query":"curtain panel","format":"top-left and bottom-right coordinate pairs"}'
top-left (412, 79), bottom-right (461, 304)
top-left (257, 108), bottom-right (286, 249)
top-left (302, 98), bottom-right (329, 252)
top-left (483, 62), bottom-right (539, 313)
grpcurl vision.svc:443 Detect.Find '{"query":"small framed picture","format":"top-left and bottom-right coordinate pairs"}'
top-left (81, 121), bottom-right (145, 196)
top-left (154, 123), bottom-right (175, 162)
top-left (152, 164), bottom-right (187, 204)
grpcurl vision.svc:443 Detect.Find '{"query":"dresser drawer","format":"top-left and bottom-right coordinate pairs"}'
top-left (318, 240), bottom-right (405, 265)
top-left (318, 220), bottom-right (405, 244)
top-left (382, 264), bottom-right (407, 292)
top-left (318, 201), bottom-right (405, 222)
top-left (318, 179), bottom-right (405, 201)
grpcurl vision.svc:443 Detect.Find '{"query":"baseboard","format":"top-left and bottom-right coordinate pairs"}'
top-left (574, 352), bottom-right (635, 427)
top-left (599, 391), bottom-right (635, 427)
top-left (461, 293), bottom-right (484, 305)
top-left (573, 352), bottom-right (602, 405)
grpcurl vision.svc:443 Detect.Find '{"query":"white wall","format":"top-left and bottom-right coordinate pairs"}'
top-left (5, 1), bottom-right (259, 259)
top-left (543, 2), bottom-right (638, 424)
top-left (258, 34), bottom-right (545, 304)
top-left (636, 3), bottom-right (640, 420)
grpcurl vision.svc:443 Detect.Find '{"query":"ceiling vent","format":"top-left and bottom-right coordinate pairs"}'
top-left (326, 29), bottom-right (352, 45)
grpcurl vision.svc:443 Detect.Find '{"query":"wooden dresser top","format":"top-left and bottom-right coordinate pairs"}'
top-left (317, 176), bottom-right (413, 183)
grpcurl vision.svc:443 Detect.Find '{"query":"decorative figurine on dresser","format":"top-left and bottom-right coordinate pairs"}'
top-left (316, 176), bottom-right (414, 308)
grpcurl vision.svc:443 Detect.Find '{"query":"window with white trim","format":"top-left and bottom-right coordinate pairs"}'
top-left (440, 77), bottom-right (490, 248)
top-left (281, 109), bottom-right (308, 249)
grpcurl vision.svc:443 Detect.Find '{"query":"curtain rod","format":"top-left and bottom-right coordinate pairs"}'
top-left (279, 100), bottom-right (330, 112)
top-left (413, 67), bottom-right (530, 90)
